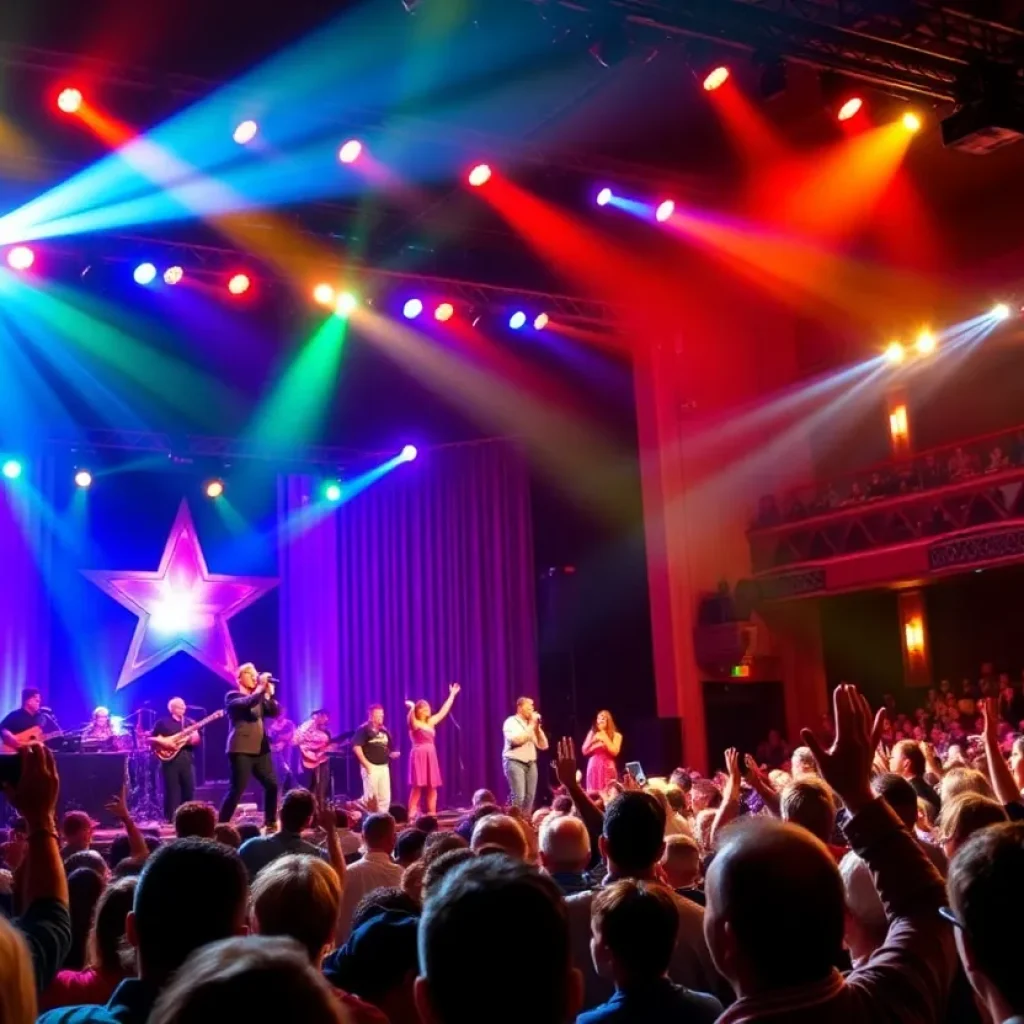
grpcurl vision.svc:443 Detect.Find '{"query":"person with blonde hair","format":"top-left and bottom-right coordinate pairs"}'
top-left (0, 916), bottom-right (37, 1024)
top-left (939, 767), bottom-right (994, 807)
top-left (936, 793), bottom-right (1008, 859)
top-left (404, 683), bottom-right (460, 819)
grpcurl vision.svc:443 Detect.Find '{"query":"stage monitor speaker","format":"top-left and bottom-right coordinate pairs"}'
top-left (702, 681), bottom-right (785, 767)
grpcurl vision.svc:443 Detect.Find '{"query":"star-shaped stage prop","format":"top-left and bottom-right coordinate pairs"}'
top-left (84, 500), bottom-right (278, 689)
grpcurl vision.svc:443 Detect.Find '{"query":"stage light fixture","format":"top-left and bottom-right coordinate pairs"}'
top-left (313, 283), bottom-right (336, 306)
top-left (703, 66), bottom-right (730, 92)
top-left (596, 187), bottom-right (613, 207)
top-left (991, 302), bottom-right (1011, 321)
top-left (324, 481), bottom-right (343, 502)
top-left (228, 273), bottom-right (251, 296)
top-left (468, 163), bottom-right (492, 187)
top-left (74, 469), bottom-right (93, 489)
top-left (338, 139), bottom-right (363, 164)
top-left (336, 292), bottom-right (358, 317)
top-left (133, 262), bottom-right (157, 286)
top-left (400, 445), bottom-right (418, 462)
top-left (403, 298), bottom-right (424, 320)
top-left (533, 313), bottom-right (550, 331)
top-left (164, 266), bottom-right (183, 286)
top-left (915, 329), bottom-right (936, 355)
top-left (434, 302), bottom-right (455, 323)
top-left (509, 311), bottom-right (527, 330)
top-left (2, 459), bottom-right (23, 480)
top-left (902, 111), bottom-right (922, 133)
top-left (233, 120), bottom-right (258, 145)
top-left (205, 479), bottom-right (225, 499)
top-left (655, 200), bottom-right (675, 223)
top-left (884, 341), bottom-right (906, 364)
top-left (837, 96), bottom-right (864, 122)
top-left (7, 246), bottom-right (35, 271)
top-left (57, 87), bottom-right (83, 114)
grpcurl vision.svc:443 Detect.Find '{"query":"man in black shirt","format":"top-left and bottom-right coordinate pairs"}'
top-left (889, 739), bottom-right (941, 815)
top-left (151, 697), bottom-right (199, 822)
top-left (352, 704), bottom-right (399, 813)
top-left (0, 688), bottom-right (55, 750)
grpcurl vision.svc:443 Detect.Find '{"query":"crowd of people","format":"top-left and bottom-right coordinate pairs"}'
top-left (1, 681), bottom-right (1023, 1024)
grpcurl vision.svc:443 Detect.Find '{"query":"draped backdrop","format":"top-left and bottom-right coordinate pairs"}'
top-left (278, 439), bottom-right (537, 801)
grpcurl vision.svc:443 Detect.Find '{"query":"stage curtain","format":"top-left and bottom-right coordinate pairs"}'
top-left (279, 439), bottom-right (537, 804)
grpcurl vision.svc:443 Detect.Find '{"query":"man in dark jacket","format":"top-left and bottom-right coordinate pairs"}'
top-left (218, 662), bottom-right (280, 830)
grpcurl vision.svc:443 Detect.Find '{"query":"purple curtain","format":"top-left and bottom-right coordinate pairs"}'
top-left (278, 439), bottom-right (537, 804)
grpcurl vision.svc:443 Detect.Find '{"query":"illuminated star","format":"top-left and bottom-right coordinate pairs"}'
top-left (83, 500), bottom-right (278, 689)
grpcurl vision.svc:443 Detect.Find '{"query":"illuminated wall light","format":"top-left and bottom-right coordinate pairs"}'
top-left (338, 139), bottom-right (363, 164)
top-left (403, 298), bottom-right (424, 320)
top-left (509, 311), bottom-right (527, 330)
top-left (57, 87), bottom-right (83, 114)
top-left (837, 96), bottom-right (864, 122)
top-left (655, 200), bottom-right (675, 223)
top-left (228, 273), bottom-right (251, 296)
top-left (400, 445), bottom-right (418, 462)
top-left (884, 341), bottom-right (905, 365)
top-left (596, 187), bottom-right (613, 207)
top-left (467, 163), bottom-right (492, 187)
top-left (163, 266), bottom-right (183, 286)
top-left (703, 66), bottom-right (730, 92)
top-left (434, 302), bottom-right (455, 323)
top-left (533, 313), bottom-right (550, 331)
top-left (2, 459), bottom-right (23, 480)
top-left (205, 479), bottom-right (225, 499)
top-left (902, 111), bottom-right (922, 133)
top-left (915, 329), bottom-right (936, 356)
top-left (335, 292), bottom-right (358, 317)
top-left (74, 469), bottom-right (93, 489)
top-left (889, 404), bottom-right (909, 445)
top-left (991, 302), bottom-right (1011, 321)
top-left (904, 617), bottom-right (925, 658)
top-left (6, 246), bottom-right (35, 271)
top-left (313, 283), bottom-right (336, 306)
top-left (324, 481), bottom-right (343, 502)
top-left (133, 262), bottom-right (157, 286)
top-left (233, 120), bottom-right (258, 145)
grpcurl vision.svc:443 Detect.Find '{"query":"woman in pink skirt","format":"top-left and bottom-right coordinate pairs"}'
top-left (405, 682), bottom-right (460, 817)
top-left (582, 709), bottom-right (622, 793)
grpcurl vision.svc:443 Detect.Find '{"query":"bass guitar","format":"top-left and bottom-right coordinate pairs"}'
top-left (1, 726), bottom-right (66, 753)
top-left (149, 710), bottom-right (225, 762)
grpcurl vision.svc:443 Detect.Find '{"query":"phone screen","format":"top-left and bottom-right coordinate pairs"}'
top-left (625, 761), bottom-right (646, 787)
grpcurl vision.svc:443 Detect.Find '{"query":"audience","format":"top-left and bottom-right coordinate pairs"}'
top-left (890, 739), bottom-right (941, 814)
top-left (0, 914), bottom-right (38, 1024)
top-left (395, 828), bottom-right (428, 868)
top-left (172, 800), bottom-right (216, 840)
top-left (469, 813), bottom-right (528, 860)
top-left (421, 849), bottom-right (475, 900)
top-left (61, 812), bottom-right (96, 862)
top-left (936, 793), bottom-right (1008, 859)
top-left (214, 823), bottom-right (242, 849)
top-left (660, 834), bottom-right (704, 903)
top-left (64, 868), bottom-right (106, 971)
top-left (779, 777), bottom-right (846, 858)
top-left (336, 813), bottom-right (403, 944)
top-left (239, 788), bottom-right (325, 878)
top-left (538, 815), bottom-right (592, 895)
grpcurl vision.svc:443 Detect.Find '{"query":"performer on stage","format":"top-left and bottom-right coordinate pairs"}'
top-left (582, 709), bottom-right (622, 792)
top-left (81, 706), bottom-right (124, 748)
top-left (218, 663), bottom-right (280, 831)
top-left (267, 705), bottom-right (297, 793)
top-left (502, 696), bottom-right (548, 814)
top-left (294, 708), bottom-right (332, 804)
top-left (352, 704), bottom-right (399, 813)
top-left (151, 698), bottom-right (199, 822)
top-left (405, 682), bottom-right (460, 818)
top-left (0, 688), bottom-right (55, 750)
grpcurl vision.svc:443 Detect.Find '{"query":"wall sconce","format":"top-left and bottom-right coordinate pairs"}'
top-left (904, 616), bottom-right (925, 658)
top-left (889, 405), bottom-right (909, 445)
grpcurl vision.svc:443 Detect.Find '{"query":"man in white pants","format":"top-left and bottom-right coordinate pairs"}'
top-left (352, 704), bottom-right (398, 812)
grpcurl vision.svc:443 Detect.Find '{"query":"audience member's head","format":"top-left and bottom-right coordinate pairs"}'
top-left (661, 833), bottom-right (701, 890)
top-left (0, 916), bottom-right (36, 1024)
top-left (690, 779), bottom-right (722, 813)
top-left (62, 810), bottom-right (95, 851)
top-left (66, 866), bottom-right (107, 970)
top-left (939, 768), bottom-right (994, 807)
top-left (664, 785), bottom-right (687, 816)
top-left (416, 815), bottom-right (439, 834)
top-left (395, 828), bottom-right (428, 868)
top-left (948, 822), bottom-right (1024, 1021)
top-left (422, 849), bottom-right (476, 900)
top-left (174, 800), bottom-right (217, 840)
top-left (790, 746), bottom-right (819, 778)
top-left (870, 772), bottom-right (918, 830)
top-left (362, 813), bottom-right (397, 855)
top-left (705, 817), bottom-right (844, 996)
top-left (214, 823), bottom-right (242, 849)
top-left (471, 789), bottom-right (496, 808)
top-left (148, 936), bottom-right (343, 1024)
top-left (601, 791), bottom-right (665, 877)
top-left (838, 852), bottom-right (886, 965)
top-left (64, 849), bottom-right (109, 881)
top-left (332, 809), bottom-right (352, 831)
top-left (237, 823), bottom-right (262, 843)
top-left (551, 795), bottom-right (574, 816)
top-left (423, 831), bottom-right (468, 861)
top-left (937, 793), bottom-right (1007, 858)
top-left (780, 778), bottom-right (837, 845)
top-left (590, 879), bottom-right (680, 985)
top-left (249, 854), bottom-right (341, 964)
top-left (129, 838), bottom-right (249, 982)
top-left (539, 815), bottom-right (591, 876)
top-left (280, 789), bottom-right (316, 834)
top-left (416, 856), bottom-right (582, 1024)
top-left (455, 802), bottom-right (501, 843)
top-left (694, 809), bottom-right (717, 855)
top-left (890, 739), bottom-right (926, 779)
top-left (390, 804), bottom-right (409, 826)
top-left (470, 814), bottom-right (527, 860)
top-left (87, 876), bottom-right (137, 976)
top-left (351, 887), bottom-right (422, 932)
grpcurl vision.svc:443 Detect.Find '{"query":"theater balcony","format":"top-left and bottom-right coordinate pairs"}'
top-left (748, 424), bottom-right (1024, 599)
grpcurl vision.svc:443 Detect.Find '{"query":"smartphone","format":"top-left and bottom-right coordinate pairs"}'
top-left (0, 754), bottom-right (22, 788)
top-left (625, 761), bottom-right (647, 787)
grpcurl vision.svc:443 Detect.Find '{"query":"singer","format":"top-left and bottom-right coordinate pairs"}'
top-left (218, 663), bottom-right (280, 831)
top-left (404, 682), bottom-right (460, 818)
top-left (501, 695), bottom-right (548, 814)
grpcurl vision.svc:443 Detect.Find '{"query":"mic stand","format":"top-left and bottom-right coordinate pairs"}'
top-left (448, 711), bottom-right (466, 807)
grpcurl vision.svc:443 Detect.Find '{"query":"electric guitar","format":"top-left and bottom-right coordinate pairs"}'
top-left (1, 726), bottom-right (65, 753)
top-left (149, 710), bottom-right (225, 762)
top-left (298, 733), bottom-right (350, 770)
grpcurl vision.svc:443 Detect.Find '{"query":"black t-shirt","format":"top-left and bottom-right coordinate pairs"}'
top-left (0, 709), bottom-right (50, 737)
top-left (352, 724), bottom-right (392, 765)
top-left (152, 716), bottom-right (196, 757)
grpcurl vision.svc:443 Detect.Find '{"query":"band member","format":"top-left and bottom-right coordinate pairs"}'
top-left (0, 688), bottom-right (56, 750)
top-left (82, 706), bottom-right (123, 748)
top-left (582, 709), bottom-right (622, 792)
top-left (294, 709), bottom-right (332, 804)
top-left (219, 663), bottom-right (280, 830)
top-left (267, 706), bottom-right (297, 793)
top-left (352, 704), bottom-right (399, 813)
top-left (502, 696), bottom-right (548, 814)
top-left (151, 698), bottom-right (199, 822)
top-left (405, 682), bottom-right (460, 818)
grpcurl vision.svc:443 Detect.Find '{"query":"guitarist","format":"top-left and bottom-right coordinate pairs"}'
top-left (294, 709), bottom-right (332, 804)
top-left (0, 688), bottom-right (56, 750)
top-left (151, 697), bottom-right (199, 822)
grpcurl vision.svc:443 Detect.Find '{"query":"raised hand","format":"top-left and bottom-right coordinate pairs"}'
top-left (405, 700), bottom-right (415, 710)
top-left (105, 788), bottom-right (130, 821)
top-left (554, 737), bottom-right (578, 790)
top-left (449, 683), bottom-right (461, 696)
top-left (742, 753), bottom-right (762, 783)
top-left (4, 744), bottom-right (59, 828)
top-left (981, 697), bottom-right (1000, 742)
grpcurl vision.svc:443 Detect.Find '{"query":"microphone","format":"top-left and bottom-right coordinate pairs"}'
top-left (268, 677), bottom-right (282, 684)
top-left (40, 706), bottom-right (54, 713)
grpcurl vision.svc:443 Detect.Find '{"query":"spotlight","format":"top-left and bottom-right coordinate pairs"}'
top-left (655, 200), bottom-right (675, 223)
top-left (336, 292), bottom-right (358, 317)
top-left (902, 111), bottom-right (922, 133)
top-left (133, 262), bottom-right (157, 286)
top-left (991, 302), bottom-right (1011, 321)
top-left (837, 96), bottom-right (864, 122)
top-left (703, 66), bottom-right (730, 92)
top-left (596, 187), bottom-right (613, 207)
top-left (164, 266), bottom-right (183, 286)
top-left (7, 246), bottom-right (35, 271)
top-left (74, 469), bottom-right (93, 489)
top-left (233, 120), bottom-right (258, 145)
top-left (533, 313), bottom-right (549, 331)
top-left (57, 87), bottom-right (83, 114)
top-left (205, 479), bottom-right (225, 499)
top-left (884, 341), bottom-right (906, 364)
top-left (228, 273), bottom-right (251, 296)
top-left (324, 481), bottom-right (343, 502)
top-left (468, 163), bottom-right (492, 187)
top-left (400, 445), bottom-right (418, 462)
top-left (509, 311), bottom-right (527, 330)
top-left (915, 330), bottom-right (936, 355)
top-left (338, 139), bottom-right (363, 164)
top-left (403, 298), bottom-right (424, 320)
top-left (313, 283), bottom-right (336, 306)
top-left (434, 302), bottom-right (455, 323)
top-left (2, 459), bottom-right (23, 480)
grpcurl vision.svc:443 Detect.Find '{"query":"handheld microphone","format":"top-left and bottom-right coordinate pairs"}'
top-left (268, 677), bottom-right (281, 684)
top-left (40, 706), bottom-right (54, 713)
